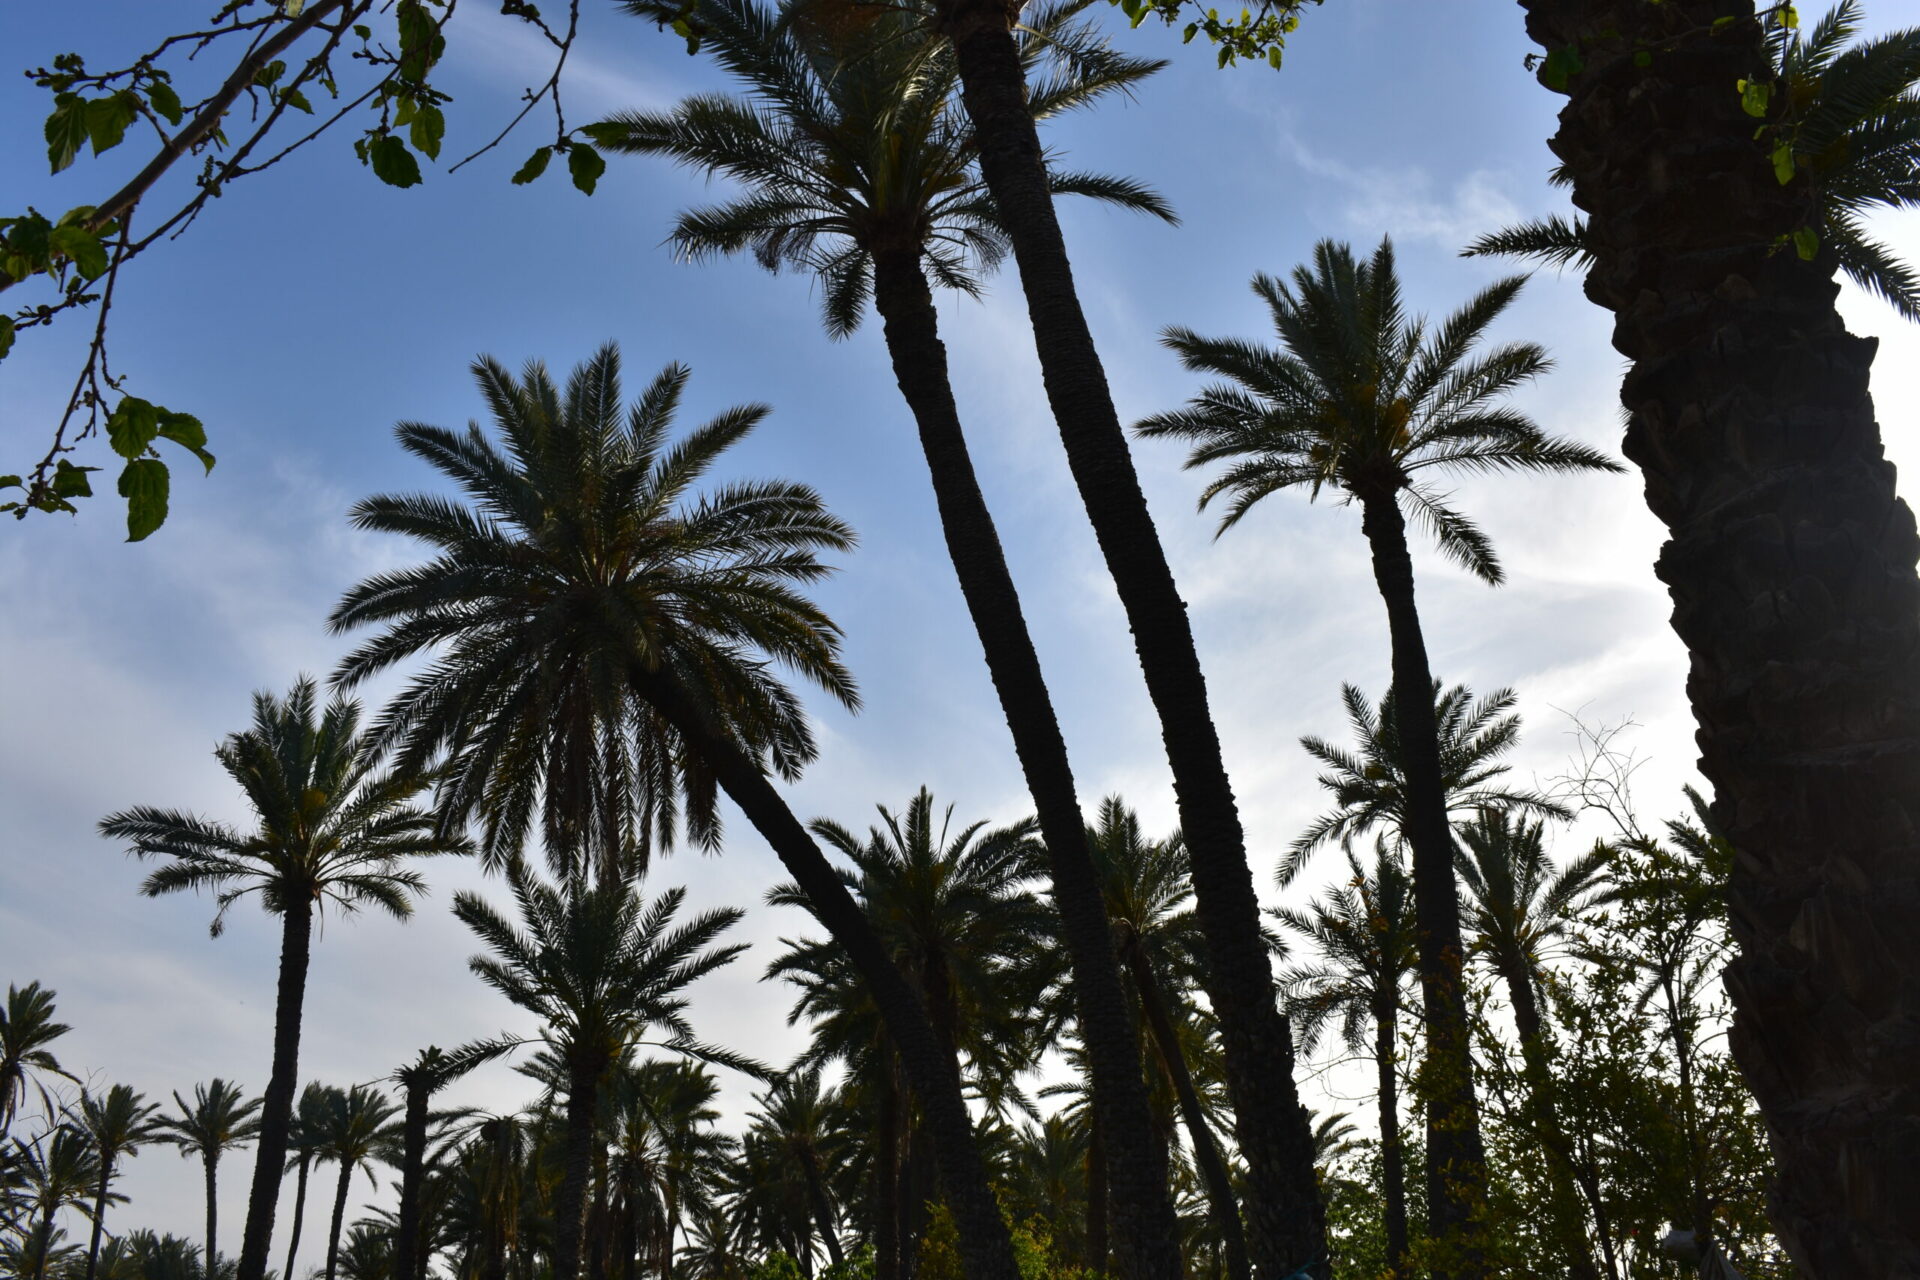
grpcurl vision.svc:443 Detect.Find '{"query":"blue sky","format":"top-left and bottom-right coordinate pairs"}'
top-left (3, 0), bottom-right (1917, 1253)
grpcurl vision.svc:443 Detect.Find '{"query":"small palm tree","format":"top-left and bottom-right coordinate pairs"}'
top-left (1, 983), bottom-right (74, 1136)
top-left (1467, 1), bottom-right (1920, 320)
top-left (390, 1042), bottom-right (511, 1280)
top-left (315, 1085), bottom-right (400, 1280)
top-left (453, 865), bottom-right (749, 1280)
top-left (282, 1082), bottom-right (335, 1280)
top-left (99, 677), bottom-right (466, 1280)
top-left (752, 1065), bottom-right (847, 1269)
top-left (76, 1085), bottom-right (167, 1280)
top-left (1275, 843), bottom-right (1419, 1277)
top-left (15, 1125), bottom-right (99, 1280)
top-left (155, 1079), bottom-right (262, 1278)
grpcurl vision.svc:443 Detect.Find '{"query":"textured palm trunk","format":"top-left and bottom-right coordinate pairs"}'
top-left (1085, 1118), bottom-right (1108, 1278)
top-left (1495, 959), bottom-right (1597, 1279)
top-left (876, 1063), bottom-right (903, 1280)
top-left (83, 1153), bottom-right (116, 1280)
top-left (871, 248), bottom-right (1183, 1280)
top-left (931, 9), bottom-right (1328, 1275)
top-left (205, 1152), bottom-right (221, 1280)
top-left (628, 665), bottom-right (1021, 1280)
top-left (396, 1082), bottom-right (429, 1280)
top-left (552, 1058), bottom-right (603, 1280)
top-left (1373, 1007), bottom-right (1408, 1277)
top-left (1119, 933), bottom-right (1251, 1280)
top-left (1357, 493), bottom-right (1488, 1280)
top-left (284, 1153), bottom-right (312, 1280)
top-left (1516, 3), bottom-right (1920, 1273)
top-left (237, 896), bottom-right (315, 1280)
top-left (324, 1153), bottom-right (351, 1280)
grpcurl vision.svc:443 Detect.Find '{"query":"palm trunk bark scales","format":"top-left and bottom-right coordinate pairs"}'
top-left (1373, 1010), bottom-right (1409, 1277)
top-left (870, 248), bottom-right (1184, 1280)
top-left (931, 11), bottom-right (1328, 1275)
top-left (396, 1080), bottom-right (430, 1280)
top-left (237, 897), bottom-right (315, 1280)
top-left (553, 1059), bottom-right (604, 1280)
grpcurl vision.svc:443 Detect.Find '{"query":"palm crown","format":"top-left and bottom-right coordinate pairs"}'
top-left (1137, 237), bottom-right (1621, 582)
top-left (330, 345), bottom-right (858, 879)
top-left (1273, 843), bottom-right (1419, 1060)
top-left (597, 0), bottom-right (1171, 337)
top-left (1, 983), bottom-right (73, 1135)
top-left (1453, 808), bottom-right (1609, 1006)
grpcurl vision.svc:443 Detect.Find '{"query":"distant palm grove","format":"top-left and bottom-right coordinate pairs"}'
top-left (5, 2), bottom-right (1920, 1280)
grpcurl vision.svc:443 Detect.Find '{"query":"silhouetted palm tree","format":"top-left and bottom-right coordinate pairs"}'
top-left (156, 1080), bottom-right (262, 1278)
top-left (314, 1086), bottom-right (399, 1280)
top-left (1, 984), bottom-right (74, 1136)
top-left (390, 1043), bottom-right (511, 1280)
top-left (77, 1085), bottom-right (167, 1280)
top-left (283, 1082), bottom-right (336, 1280)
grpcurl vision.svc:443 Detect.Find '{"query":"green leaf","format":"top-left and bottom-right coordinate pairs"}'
top-left (85, 92), bottom-right (137, 155)
top-left (1633, 50), bottom-right (1652, 68)
top-left (253, 60), bottom-right (287, 89)
top-left (157, 411), bottom-right (216, 473)
top-left (49, 224), bottom-right (108, 279)
top-left (117, 457), bottom-right (169, 541)
top-left (0, 316), bottom-right (14, 361)
top-left (1772, 142), bottom-right (1795, 184)
top-left (567, 143), bottom-right (606, 195)
top-left (369, 134), bottom-right (423, 188)
top-left (1780, 6), bottom-right (1799, 28)
top-left (0, 475), bottom-right (21, 491)
top-left (409, 103), bottom-right (445, 159)
top-left (511, 147), bottom-right (552, 185)
top-left (51, 459), bottom-right (95, 499)
top-left (1792, 226), bottom-right (1819, 261)
top-left (45, 95), bottom-right (90, 173)
top-left (1540, 45), bottom-right (1585, 92)
top-left (396, 0), bottom-right (443, 81)
top-left (147, 79), bottom-right (184, 126)
top-left (578, 122), bottom-right (627, 147)
top-left (282, 87), bottom-right (314, 114)
top-left (107, 396), bottom-right (160, 459)
top-left (1739, 78), bottom-right (1771, 118)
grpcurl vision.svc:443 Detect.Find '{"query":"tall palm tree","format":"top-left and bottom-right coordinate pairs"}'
top-left (592, 5), bottom-right (1190, 1271)
top-left (390, 1043), bottom-right (511, 1280)
top-left (329, 346), bottom-right (1025, 1280)
top-left (452, 865), bottom-right (749, 1280)
top-left (283, 1082), bottom-right (337, 1280)
top-left (16, 1126), bottom-right (99, 1280)
top-left (1274, 844), bottom-right (1419, 1278)
top-left (156, 1079), bottom-right (262, 1278)
top-left (98, 678), bottom-right (466, 1280)
top-left (315, 1086), bottom-right (400, 1280)
top-left (0, 983), bottom-right (73, 1136)
top-left (1138, 240), bottom-right (1621, 1268)
top-left (1512, 3), bottom-right (1920, 1272)
top-left (76, 1085), bottom-right (167, 1280)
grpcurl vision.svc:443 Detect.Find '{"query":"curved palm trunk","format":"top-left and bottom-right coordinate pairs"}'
top-left (552, 1059), bottom-right (604, 1280)
top-left (284, 1153), bottom-right (312, 1280)
top-left (871, 248), bottom-right (1184, 1280)
top-left (1373, 1008), bottom-right (1409, 1277)
top-left (798, 1148), bottom-right (844, 1269)
top-left (1357, 493), bottom-right (1488, 1278)
top-left (631, 664), bottom-right (1020, 1280)
top-left (932, 12), bottom-right (1327, 1276)
top-left (1118, 936), bottom-right (1250, 1280)
top-left (1518, 5), bottom-right (1920, 1275)
top-left (83, 1152), bottom-right (116, 1280)
top-left (324, 1156), bottom-right (354, 1280)
top-left (1497, 959), bottom-right (1598, 1279)
top-left (237, 898), bottom-right (315, 1280)
top-left (396, 1080), bottom-right (430, 1280)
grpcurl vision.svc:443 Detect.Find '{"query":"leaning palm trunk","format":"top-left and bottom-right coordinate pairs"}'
top-left (1356, 493), bottom-right (1489, 1277)
top-left (870, 249), bottom-right (1185, 1280)
top-left (324, 1152), bottom-right (353, 1280)
top-left (628, 664), bottom-right (1021, 1280)
top-left (237, 899), bottom-right (315, 1280)
top-left (284, 1152), bottom-right (312, 1280)
top-left (929, 9), bottom-right (1327, 1275)
top-left (84, 1152), bottom-right (117, 1280)
top-left (1516, 3), bottom-right (1920, 1274)
top-left (1496, 960), bottom-right (1598, 1279)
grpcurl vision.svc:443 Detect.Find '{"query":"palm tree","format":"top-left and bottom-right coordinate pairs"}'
top-left (15, 1126), bottom-right (99, 1279)
top-left (1287, 682), bottom-right (1570, 885)
top-left (1274, 843), bottom-right (1419, 1278)
top-left (592, 5), bottom-right (1190, 1271)
top-left (1469, 1), bottom-right (1920, 320)
top-left (1, 983), bottom-right (74, 1136)
top-left (329, 346), bottom-right (1025, 1280)
top-left (390, 1043), bottom-right (511, 1280)
top-left (98, 678), bottom-right (466, 1280)
top-left (282, 1082), bottom-right (337, 1280)
top-left (1138, 239), bottom-right (1621, 1267)
top-left (76, 1085), bottom-right (167, 1280)
top-left (1512, 3), bottom-right (1920, 1272)
top-left (156, 1079), bottom-right (262, 1278)
top-left (452, 865), bottom-right (749, 1280)
top-left (751, 1066), bottom-right (846, 1270)
top-left (313, 1086), bottom-right (399, 1280)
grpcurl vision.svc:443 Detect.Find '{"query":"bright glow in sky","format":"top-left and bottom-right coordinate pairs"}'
top-left (3, 0), bottom-right (1916, 1250)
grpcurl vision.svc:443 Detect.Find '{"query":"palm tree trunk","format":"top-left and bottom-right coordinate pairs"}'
top-left (84, 1152), bottom-right (115, 1280)
top-left (1374, 1010), bottom-right (1408, 1277)
top-left (34, 1200), bottom-right (57, 1280)
top-left (931, 12), bottom-right (1328, 1275)
top-left (799, 1149), bottom-right (844, 1269)
top-left (396, 1080), bottom-right (429, 1280)
top-left (870, 248), bottom-right (1184, 1280)
top-left (1498, 960), bottom-right (1599, 1280)
top-left (1516, 3), bottom-right (1920, 1274)
top-left (324, 1156), bottom-right (352, 1280)
top-left (237, 898), bottom-right (315, 1280)
top-left (1357, 492), bottom-right (1488, 1279)
top-left (630, 664), bottom-right (1020, 1280)
top-left (1084, 1117), bottom-right (1108, 1278)
top-left (876, 1061), bottom-right (903, 1280)
top-left (206, 1151), bottom-right (221, 1280)
top-left (552, 1059), bottom-right (603, 1280)
top-left (1118, 936), bottom-right (1250, 1280)
top-left (284, 1153), bottom-right (311, 1280)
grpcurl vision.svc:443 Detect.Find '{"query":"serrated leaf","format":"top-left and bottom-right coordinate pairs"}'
top-left (148, 80), bottom-right (184, 126)
top-left (49, 225), bottom-right (108, 279)
top-left (85, 92), bottom-right (137, 156)
top-left (158, 411), bottom-right (216, 473)
top-left (51, 459), bottom-right (95, 499)
top-left (107, 396), bottom-right (160, 459)
top-left (409, 103), bottom-right (445, 159)
top-left (118, 457), bottom-right (169, 541)
top-left (369, 134), bottom-right (423, 188)
top-left (511, 147), bottom-right (552, 185)
top-left (567, 143), bottom-right (606, 195)
top-left (282, 87), bottom-right (314, 114)
top-left (45, 95), bottom-right (89, 173)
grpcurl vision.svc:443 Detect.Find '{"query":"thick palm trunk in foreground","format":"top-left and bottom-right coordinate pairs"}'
top-left (870, 249), bottom-right (1184, 1280)
top-left (237, 898), bottom-right (315, 1280)
top-left (395, 1079), bottom-right (430, 1280)
top-left (629, 665), bottom-right (1021, 1280)
top-left (1517, 3), bottom-right (1920, 1274)
top-left (932, 10), bottom-right (1327, 1275)
top-left (1356, 494), bottom-right (1488, 1278)
top-left (553, 1059), bottom-right (606, 1280)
